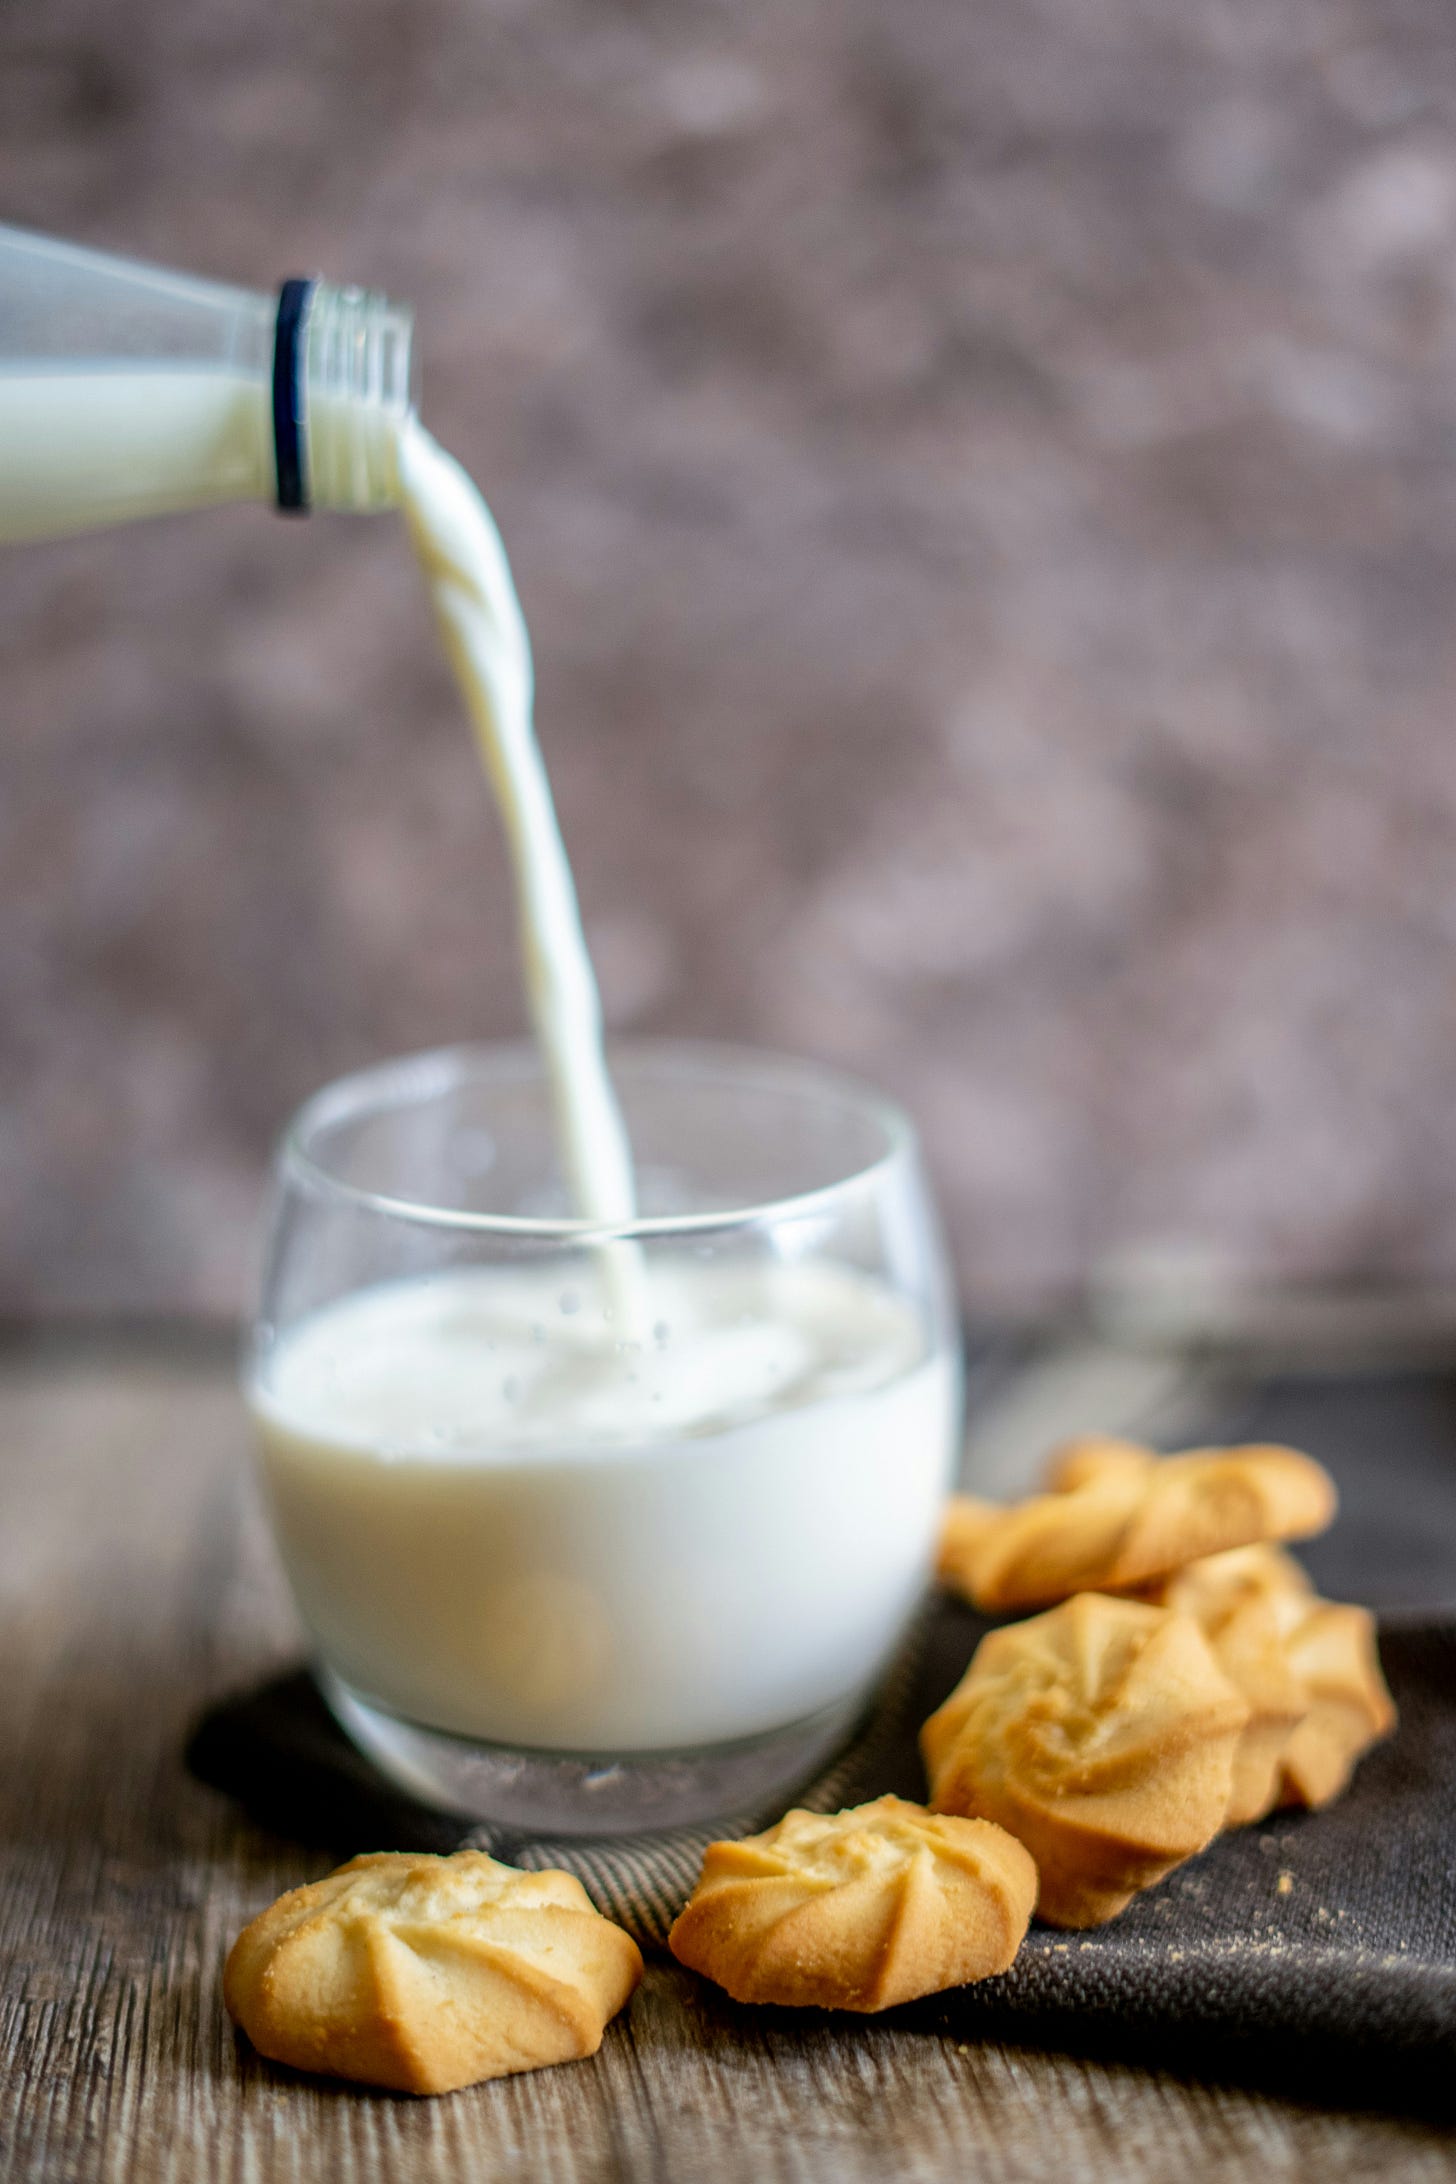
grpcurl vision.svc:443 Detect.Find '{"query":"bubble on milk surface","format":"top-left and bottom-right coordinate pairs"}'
top-left (559, 1288), bottom-right (582, 1317)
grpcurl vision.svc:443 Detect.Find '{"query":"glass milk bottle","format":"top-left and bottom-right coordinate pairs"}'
top-left (0, 221), bottom-right (413, 542)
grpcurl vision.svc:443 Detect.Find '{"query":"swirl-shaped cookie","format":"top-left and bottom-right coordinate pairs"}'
top-left (668, 1795), bottom-right (1036, 2011)
top-left (1274, 1596), bottom-right (1396, 1810)
top-left (922, 1593), bottom-right (1249, 1928)
top-left (1148, 1546), bottom-right (1312, 1826)
top-left (1147, 1544), bottom-right (1396, 1818)
top-left (936, 1441), bottom-right (1336, 1613)
top-left (224, 1850), bottom-right (642, 2094)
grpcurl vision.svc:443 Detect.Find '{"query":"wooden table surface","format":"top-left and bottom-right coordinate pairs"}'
top-left (2, 1337), bottom-right (1452, 2184)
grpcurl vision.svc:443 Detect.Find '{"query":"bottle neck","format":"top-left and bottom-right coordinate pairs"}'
top-left (0, 231), bottom-right (416, 544)
top-left (290, 281), bottom-right (415, 514)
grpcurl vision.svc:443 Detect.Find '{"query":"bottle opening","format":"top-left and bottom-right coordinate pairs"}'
top-left (300, 282), bottom-right (416, 513)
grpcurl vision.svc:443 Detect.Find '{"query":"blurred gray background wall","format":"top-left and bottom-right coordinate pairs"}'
top-left (3, 0), bottom-right (1456, 1320)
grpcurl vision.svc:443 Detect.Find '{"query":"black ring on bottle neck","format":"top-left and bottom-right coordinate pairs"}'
top-left (272, 277), bottom-right (317, 514)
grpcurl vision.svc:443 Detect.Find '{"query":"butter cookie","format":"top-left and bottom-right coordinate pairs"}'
top-left (668, 1795), bottom-right (1035, 2010)
top-left (937, 1443), bottom-right (1336, 1613)
top-left (1148, 1547), bottom-right (1311, 1825)
top-left (1275, 1598), bottom-right (1396, 1810)
top-left (922, 1593), bottom-right (1249, 1927)
top-left (1147, 1545), bottom-right (1395, 1817)
top-left (225, 1850), bottom-right (642, 2094)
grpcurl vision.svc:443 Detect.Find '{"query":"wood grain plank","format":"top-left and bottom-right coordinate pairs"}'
top-left (0, 1346), bottom-right (1449, 2183)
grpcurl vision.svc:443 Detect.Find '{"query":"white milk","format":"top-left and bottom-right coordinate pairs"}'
top-left (250, 1259), bottom-right (957, 1751)
top-left (0, 367), bottom-right (399, 540)
top-left (0, 369), bottom-right (271, 541)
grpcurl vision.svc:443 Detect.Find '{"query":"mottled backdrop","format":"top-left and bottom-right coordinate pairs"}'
top-left (3, 0), bottom-right (1456, 1319)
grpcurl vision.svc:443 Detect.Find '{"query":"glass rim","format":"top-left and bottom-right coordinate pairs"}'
top-left (279, 1036), bottom-right (918, 1241)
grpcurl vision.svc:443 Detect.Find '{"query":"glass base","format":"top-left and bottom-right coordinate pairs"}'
top-left (321, 1670), bottom-right (865, 1837)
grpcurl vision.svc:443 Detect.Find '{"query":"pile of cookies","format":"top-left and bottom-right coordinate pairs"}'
top-left (223, 1434), bottom-right (1395, 2093)
top-left (924, 1435), bottom-right (1394, 1927)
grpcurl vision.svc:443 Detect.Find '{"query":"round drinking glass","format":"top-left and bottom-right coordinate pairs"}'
top-left (245, 1039), bottom-right (961, 1835)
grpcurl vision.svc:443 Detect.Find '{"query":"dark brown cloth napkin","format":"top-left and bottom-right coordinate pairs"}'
top-left (188, 1362), bottom-right (1456, 2110)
